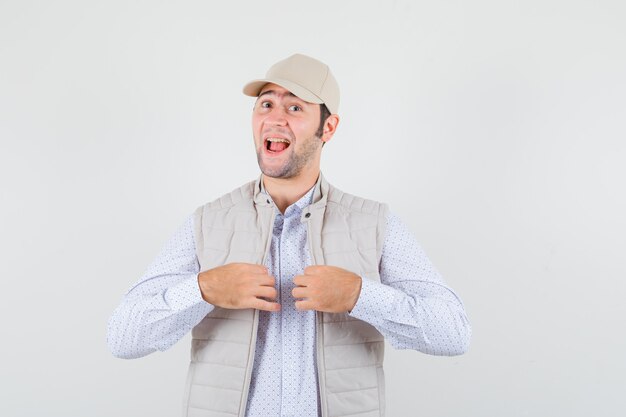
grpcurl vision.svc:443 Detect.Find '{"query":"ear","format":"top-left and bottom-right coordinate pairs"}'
top-left (321, 114), bottom-right (340, 144)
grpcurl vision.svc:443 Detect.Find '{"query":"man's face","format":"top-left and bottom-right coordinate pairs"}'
top-left (252, 83), bottom-right (323, 179)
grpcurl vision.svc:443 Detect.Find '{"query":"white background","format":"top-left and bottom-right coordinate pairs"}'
top-left (1, 1), bottom-right (625, 416)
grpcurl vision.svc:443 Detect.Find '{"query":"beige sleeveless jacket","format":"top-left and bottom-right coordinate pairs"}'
top-left (184, 173), bottom-right (388, 417)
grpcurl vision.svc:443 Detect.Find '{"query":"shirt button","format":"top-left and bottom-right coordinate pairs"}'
top-left (305, 213), bottom-right (311, 218)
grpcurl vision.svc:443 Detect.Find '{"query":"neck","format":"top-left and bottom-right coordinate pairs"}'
top-left (263, 169), bottom-right (320, 214)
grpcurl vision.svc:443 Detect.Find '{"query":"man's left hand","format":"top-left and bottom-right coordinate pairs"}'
top-left (292, 265), bottom-right (362, 313)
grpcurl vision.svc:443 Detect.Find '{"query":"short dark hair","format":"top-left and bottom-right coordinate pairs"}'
top-left (316, 104), bottom-right (331, 145)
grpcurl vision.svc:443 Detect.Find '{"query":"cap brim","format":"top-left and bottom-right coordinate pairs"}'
top-left (242, 78), bottom-right (324, 105)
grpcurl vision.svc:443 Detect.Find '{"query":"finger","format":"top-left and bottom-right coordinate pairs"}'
top-left (256, 286), bottom-right (277, 300)
top-left (256, 274), bottom-right (276, 286)
top-left (303, 265), bottom-right (318, 275)
top-left (293, 275), bottom-right (309, 286)
top-left (304, 265), bottom-right (327, 275)
top-left (295, 300), bottom-right (316, 311)
top-left (291, 287), bottom-right (307, 299)
top-left (252, 299), bottom-right (281, 312)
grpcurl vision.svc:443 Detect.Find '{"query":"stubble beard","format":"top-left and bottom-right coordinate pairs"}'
top-left (256, 134), bottom-right (323, 179)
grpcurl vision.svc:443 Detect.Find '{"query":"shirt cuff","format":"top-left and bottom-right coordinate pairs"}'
top-left (163, 273), bottom-right (214, 314)
top-left (348, 276), bottom-right (396, 325)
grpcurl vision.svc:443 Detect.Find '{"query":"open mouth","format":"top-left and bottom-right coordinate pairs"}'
top-left (265, 137), bottom-right (291, 154)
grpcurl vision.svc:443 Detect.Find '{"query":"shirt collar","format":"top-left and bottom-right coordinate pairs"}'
top-left (253, 171), bottom-right (328, 210)
top-left (260, 174), bottom-right (318, 216)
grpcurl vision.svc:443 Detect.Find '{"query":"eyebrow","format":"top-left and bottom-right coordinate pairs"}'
top-left (258, 89), bottom-right (298, 99)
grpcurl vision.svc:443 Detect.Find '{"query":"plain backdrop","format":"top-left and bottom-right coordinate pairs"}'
top-left (1, 1), bottom-right (625, 416)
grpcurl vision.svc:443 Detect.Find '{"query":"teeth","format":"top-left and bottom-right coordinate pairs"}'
top-left (267, 137), bottom-right (290, 143)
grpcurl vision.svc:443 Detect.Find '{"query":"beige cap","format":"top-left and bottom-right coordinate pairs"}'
top-left (243, 53), bottom-right (340, 114)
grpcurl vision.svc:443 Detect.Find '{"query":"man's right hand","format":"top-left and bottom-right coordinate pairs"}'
top-left (197, 263), bottom-right (280, 312)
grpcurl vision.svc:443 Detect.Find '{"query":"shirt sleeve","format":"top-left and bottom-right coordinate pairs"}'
top-left (349, 211), bottom-right (472, 356)
top-left (106, 214), bottom-right (214, 359)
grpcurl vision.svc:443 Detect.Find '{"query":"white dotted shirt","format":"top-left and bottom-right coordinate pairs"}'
top-left (107, 185), bottom-right (472, 417)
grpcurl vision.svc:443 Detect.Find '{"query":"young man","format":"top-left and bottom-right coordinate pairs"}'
top-left (108, 53), bottom-right (471, 417)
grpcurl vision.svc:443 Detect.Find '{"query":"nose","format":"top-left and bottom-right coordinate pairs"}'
top-left (265, 107), bottom-right (288, 126)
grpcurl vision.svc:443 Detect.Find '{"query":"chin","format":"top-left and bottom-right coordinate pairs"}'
top-left (260, 165), bottom-right (299, 179)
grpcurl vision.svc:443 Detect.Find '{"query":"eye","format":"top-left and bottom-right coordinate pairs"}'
top-left (260, 101), bottom-right (271, 108)
top-left (288, 105), bottom-right (302, 111)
